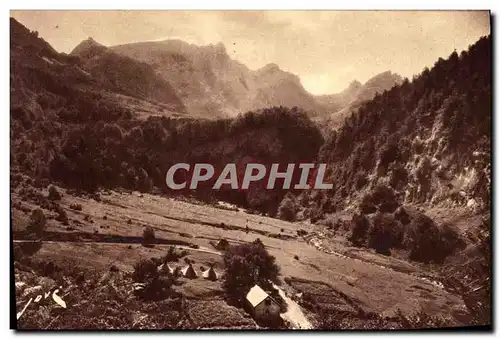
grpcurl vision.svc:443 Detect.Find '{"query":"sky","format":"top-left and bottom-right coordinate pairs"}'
top-left (10, 10), bottom-right (491, 94)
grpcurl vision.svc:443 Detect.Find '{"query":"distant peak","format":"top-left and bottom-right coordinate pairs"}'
top-left (348, 80), bottom-right (362, 89)
top-left (83, 37), bottom-right (102, 46)
top-left (260, 63), bottom-right (281, 72)
top-left (70, 37), bottom-right (105, 55)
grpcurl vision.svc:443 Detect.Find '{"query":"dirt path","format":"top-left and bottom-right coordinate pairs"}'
top-left (273, 284), bottom-right (313, 329)
top-left (12, 239), bottom-right (223, 256)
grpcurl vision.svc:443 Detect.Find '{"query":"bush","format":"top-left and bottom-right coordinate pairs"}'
top-left (132, 259), bottom-right (174, 300)
top-left (48, 185), bottom-right (61, 201)
top-left (367, 213), bottom-right (403, 255)
top-left (371, 184), bottom-right (399, 213)
top-left (394, 206), bottom-right (411, 225)
top-left (359, 194), bottom-right (377, 214)
top-left (55, 206), bottom-right (69, 225)
top-left (26, 208), bottom-right (46, 235)
top-left (69, 203), bottom-right (82, 211)
top-left (404, 213), bottom-right (442, 263)
top-left (142, 227), bottom-right (156, 246)
top-left (348, 214), bottom-right (370, 246)
top-left (359, 185), bottom-right (399, 214)
top-left (439, 223), bottom-right (466, 258)
top-left (309, 207), bottom-right (325, 224)
top-left (132, 259), bottom-right (158, 283)
top-left (162, 246), bottom-right (188, 263)
top-left (277, 194), bottom-right (298, 222)
top-left (223, 241), bottom-right (281, 303)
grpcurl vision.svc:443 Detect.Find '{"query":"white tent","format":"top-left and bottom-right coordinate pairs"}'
top-left (158, 263), bottom-right (175, 275)
top-left (202, 266), bottom-right (219, 281)
top-left (181, 263), bottom-right (198, 279)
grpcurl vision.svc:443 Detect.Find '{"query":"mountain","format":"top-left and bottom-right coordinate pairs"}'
top-left (355, 71), bottom-right (403, 102)
top-left (70, 38), bottom-right (185, 112)
top-left (110, 40), bottom-right (324, 117)
top-left (315, 71), bottom-right (403, 128)
top-left (316, 80), bottom-right (362, 113)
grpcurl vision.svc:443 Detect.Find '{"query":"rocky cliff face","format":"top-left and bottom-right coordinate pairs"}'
top-left (70, 38), bottom-right (185, 112)
top-left (110, 40), bottom-right (324, 117)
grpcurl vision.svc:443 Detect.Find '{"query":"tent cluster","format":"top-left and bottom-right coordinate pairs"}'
top-left (158, 262), bottom-right (219, 281)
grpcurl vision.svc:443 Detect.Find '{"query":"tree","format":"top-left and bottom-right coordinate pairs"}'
top-left (404, 213), bottom-right (441, 263)
top-left (48, 185), bottom-right (61, 201)
top-left (142, 227), bottom-right (156, 246)
top-left (27, 208), bottom-right (46, 235)
top-left (277, 193), bottom-right (298, 222)
top-left (222, 240), bottom-right (281, 303)
top-left (368, 213), bottom-right (403, 255)
top-left (348, 213), bottom-right (370, 246)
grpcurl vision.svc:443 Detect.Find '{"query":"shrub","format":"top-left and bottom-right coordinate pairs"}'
top-left (297, 229), bottom-right (308, 237)
top-left (371, 184), bottom-right (399, 213)
top-left (348, 213), bottom-right (370, 247)
top-left (69, 203), bottom-right (82, 211)
top-left (359, 194), bottom-right (377, 214)
top-left (309, 207), bottom-right (325, 224)
top-left (438, 223), bottom-right (466, 259)
top-left (223, 241), bottom-right (281, 303)
top-left (142, 227), bottom-right (156, 246)
top-left (132, 259), bottom-right (158, 283)
top-left (162, 246), bottom-right (184, 262)
top-left (55, 209), bottom-right (69, 225)
top-left (27, 208), bottom-right (46, 235)
top-left (294, 255), bottom-right (299, 260)
top-left (48, 185), bottom-right (61, 201)
top-left (132, 259), bottom-right (174, 300)
top-left (360, 185), bottom-right (399, 214)
top-left (277, 194), bottom-right (298, 222)
top-left (394, 206), bottom-right (411, 225)
top-left (404, 213), bottom-right (442, 263)
top-left (367, 213), bottom-right (403, 255)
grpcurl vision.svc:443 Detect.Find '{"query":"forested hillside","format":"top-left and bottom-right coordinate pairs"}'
top-left (306, 36), bottom-right (491, 214)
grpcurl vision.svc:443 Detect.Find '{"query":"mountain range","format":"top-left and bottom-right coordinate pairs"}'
top-left (70, 33), bottom-right (402, 120)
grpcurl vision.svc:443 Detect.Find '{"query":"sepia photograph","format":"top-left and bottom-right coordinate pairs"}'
top-left (9, 10), bottom-right (491, 330)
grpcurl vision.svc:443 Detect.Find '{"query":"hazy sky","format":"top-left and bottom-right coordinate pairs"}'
top-left (10, 10), bottom-right (490, 94)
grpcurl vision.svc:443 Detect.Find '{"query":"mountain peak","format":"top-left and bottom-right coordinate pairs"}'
top-left (70, 37), bottom-right (105, 56)
top-left (348, 80), bottom-right (362, 90)
top-left (259, 63), bottom-right (281, 73)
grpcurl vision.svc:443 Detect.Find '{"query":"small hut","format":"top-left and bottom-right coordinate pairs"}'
top-left (245, 285), bottom-right (281, 321)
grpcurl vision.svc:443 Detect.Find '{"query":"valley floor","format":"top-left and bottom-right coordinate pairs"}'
top-left (11, 187), bottom-right (476, 329)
